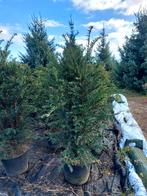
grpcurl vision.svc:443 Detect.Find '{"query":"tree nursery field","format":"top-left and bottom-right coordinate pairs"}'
top-left (0, 8), bottom-right (147, 196)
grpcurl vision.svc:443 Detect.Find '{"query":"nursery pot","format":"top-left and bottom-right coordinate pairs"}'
top-left (1, 150), bottom-right (29, 176)
top-left (48, 139), bottom-right (58, 151)
top-left (64, 164), bottom-right (90, 185)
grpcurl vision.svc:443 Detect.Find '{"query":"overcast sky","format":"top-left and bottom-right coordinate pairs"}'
top-left (0, 0), bottom-right (147, 59)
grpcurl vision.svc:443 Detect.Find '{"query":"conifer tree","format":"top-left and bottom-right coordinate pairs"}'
top-left (95, 26), bottom-right (112, 71)
top-left (21, 16), bottom-right (55, 68)
top-left (47, 19), bottom-right (113, 166)
top-left (116, 9), bottom-right (147, 92)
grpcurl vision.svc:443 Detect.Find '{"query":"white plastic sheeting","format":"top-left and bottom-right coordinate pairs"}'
top-left (112, 94), bottom-right (147, 196)
top-left (126, 160), bottom-right (147, 196)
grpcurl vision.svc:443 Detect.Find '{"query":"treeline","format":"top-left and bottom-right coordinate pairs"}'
top-left (1, 10), bottom-right (147, 93)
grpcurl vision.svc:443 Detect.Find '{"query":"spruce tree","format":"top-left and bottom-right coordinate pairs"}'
top-left (46, 19), bottom-right (113, 166)
top-left (116, 9), bottom-right (147, 92)
top-left (21, 16), bottom-right (55, 68)
top-left (95, 26), bottom-right (112, 71)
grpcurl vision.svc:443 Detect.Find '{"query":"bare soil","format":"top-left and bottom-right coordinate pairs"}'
top-left (128, 96), bottom-right (147, 139)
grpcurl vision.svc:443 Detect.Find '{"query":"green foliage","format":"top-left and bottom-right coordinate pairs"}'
top-left (46, 20), bottom-right (113, 166)
top-left (0, 62), bottom-right (34, 159)
top-left (20, 16), bottom-right (56, 68)
top-left (114, 9), bottom-right (147, 92)
top-left (95, 26), bottom-right (112, 71)
top-left (30, 62), bottom-right (63, 118)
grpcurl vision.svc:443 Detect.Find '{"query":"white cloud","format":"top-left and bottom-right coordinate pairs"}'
top-left (83, 18), bottom-right (134, 59)
top-left (83, 18), bottom-right (132, 31)
top-left (56, 46), bottom-right (64, 54)
top-left (0, 24), bottom-right (25, 60)
top-left (52, 30), bottom-right (130, 59)
top-left (0, 25), bottom-right (23, 45)
top-left (48, 35), bottom-right (55, 40)
top-left (72, 0), bottom-right (124, 11)
top-left (107, 19), bottom-right (133, 58)
top-left (13, 33), bottom-right (24, 45)
top-left (71, 0), bottom-right (147, 15)
top-left (44, 20), bottom-right (63, 27)
top-left (124, 0), bottom-right (147, 15)
top-left (0, 26), bottom-right (11, 40)
top-left (55, 40), bottom-right (64, 54)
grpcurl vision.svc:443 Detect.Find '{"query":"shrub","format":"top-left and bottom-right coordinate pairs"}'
top-left (0, 62), bottom-right (34, 159)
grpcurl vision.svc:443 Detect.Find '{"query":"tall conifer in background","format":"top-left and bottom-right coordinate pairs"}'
top-left (115, 9), bottom-right (147, 92)
top-left (95, 26), bottom-right (112, 71)
top-left (21, 16), bottom-right (55, 68)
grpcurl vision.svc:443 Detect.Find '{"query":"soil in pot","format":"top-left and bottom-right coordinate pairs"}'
top-left (64, 164), bottom-right (90, 185)
top-left (1, 149), bottom-right (30, 177)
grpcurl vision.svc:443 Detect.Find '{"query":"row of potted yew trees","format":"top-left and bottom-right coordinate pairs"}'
top-left (0, 26), bottom-right (113, 185)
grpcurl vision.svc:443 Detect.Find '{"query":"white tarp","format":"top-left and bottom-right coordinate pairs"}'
top-left (112, 94), bottom-right (147, 196)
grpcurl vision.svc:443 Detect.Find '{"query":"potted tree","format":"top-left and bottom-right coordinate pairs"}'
top-left (0, 61), bottom-right (34, 176)
top-left (45, 21), bottom-right (113, 185)
top-left (31, 64), bottom-right (63, 151)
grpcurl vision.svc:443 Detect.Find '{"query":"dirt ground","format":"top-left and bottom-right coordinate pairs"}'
top-left (127, 96), bottom-right (147, 139)
top-left (0, 125), bottom-right (122, 196)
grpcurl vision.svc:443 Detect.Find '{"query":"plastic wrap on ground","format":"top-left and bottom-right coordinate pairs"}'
top-left (112, 94), bottom-right (147, 196)
top-left (126, 160), bottom-right (147, 196)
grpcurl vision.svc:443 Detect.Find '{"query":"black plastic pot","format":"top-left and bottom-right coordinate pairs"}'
top-left (1, 150), bottom-right (29, 176)
top-left (64, 164), bottom-right (90, 185)
top-left (48, 140), bottom-right (58, 151)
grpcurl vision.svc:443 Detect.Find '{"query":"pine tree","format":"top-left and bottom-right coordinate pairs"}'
top-left (20, 16), bottom-right (55, 68)
top-left (116, 9), bottom-right (147, 92)
top-left (95, 26), bottom-right (112, 71)
top-left (47, 19), bottom-right (113, 166)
